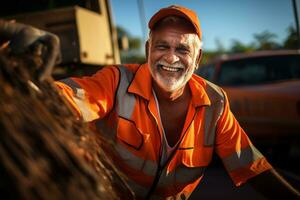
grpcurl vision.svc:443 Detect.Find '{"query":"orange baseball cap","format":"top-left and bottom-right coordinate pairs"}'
top-left (148, 5), bottom-right (202, 40)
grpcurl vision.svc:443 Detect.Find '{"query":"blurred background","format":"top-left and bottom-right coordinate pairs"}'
top-left (1, 0), bottom-right (299, 199)
top-left (110, 0), bottom-right (299, 64)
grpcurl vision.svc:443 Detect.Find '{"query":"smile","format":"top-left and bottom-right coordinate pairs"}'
top-left (157, 64), bottom-right (183, 72)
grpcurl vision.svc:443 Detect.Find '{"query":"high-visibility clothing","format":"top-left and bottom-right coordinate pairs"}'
top-left (55, 63), bottom-right (272, 199)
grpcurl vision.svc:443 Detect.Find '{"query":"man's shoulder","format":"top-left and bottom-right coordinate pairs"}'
top-left (192, 73), bottom-right (222, 91)
top-left (115, 64), bottom-right (142, 73)
top-left (191, 73), bottom-right (207, 84)
top-left (191, 73), bottom-right (225, 101)
top-left (96, 64), bottom-right (142, 78)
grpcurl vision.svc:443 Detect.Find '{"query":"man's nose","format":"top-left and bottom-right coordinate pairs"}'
top-left (164, 50), bottom-right (179, 64)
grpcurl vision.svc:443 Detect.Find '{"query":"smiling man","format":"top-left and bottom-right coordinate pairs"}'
top-left (146, 15), bottom-right (203, 152)
top-left (4, 4), bottom-right (297, 200)
top-left (54, 5), bottom-right (300, 200)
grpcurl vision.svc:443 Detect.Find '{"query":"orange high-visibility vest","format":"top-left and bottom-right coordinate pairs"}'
top-left (56, 64), bottom-right (272, 199)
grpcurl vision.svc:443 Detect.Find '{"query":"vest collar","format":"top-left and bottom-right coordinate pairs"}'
top-left (128, 63), bottom-right (152, 100)
top-left (128, 63), bottom-right (211, 107)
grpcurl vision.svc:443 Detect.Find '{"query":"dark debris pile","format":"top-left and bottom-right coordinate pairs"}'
top-left (0, 50), bottom-right (134, 200)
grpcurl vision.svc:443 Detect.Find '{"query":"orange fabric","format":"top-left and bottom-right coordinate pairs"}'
top-left (148, 5), bottom-right (202, 39)
top-left (229, 157), bottom-right (272, 186)
top-left (215, 93), bottom-right (252, 157)
top-left (56, 66), bottom-right (120, 120)
top-left (215, 91), bottom-right (273, 185)
top-left (106, 145), bottom-right (155, 187)
top-left (155, 177), bottom-right (202, 198)
top-left (55, 63), bottom-right (272, 197)
top-left (55, 82), bottom-right (82, 117)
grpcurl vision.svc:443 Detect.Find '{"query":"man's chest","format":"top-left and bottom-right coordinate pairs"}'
top-left (159, 102), bottom-right (189, 147)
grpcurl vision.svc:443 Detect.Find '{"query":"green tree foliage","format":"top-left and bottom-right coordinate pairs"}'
top-left (215, 38), bottom-right (226, 54)
top-left (283, 25), bottom-right (300, 49)
top-left (116, 26), bottom-right (142, 50)
top-left (116, 26), bottom-right (128, 38)
top-left (116, 26), bottom-right (145, 64)
top-left (200, 51), bottom-right (220, 65)
top-left (230, 39), bottom-right (255, 53)
top-left (128, 37), bottom-right (142, 50)
top-left (120, 53), bottom-right (146, 64)
top-left (253, 30), bottom-right (280, 50)
top-left (117, 24), bottom-right (300, 65)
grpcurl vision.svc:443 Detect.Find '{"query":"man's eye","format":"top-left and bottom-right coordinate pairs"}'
top-left (177, 48), bottom-right (190, 54)
top-left (156, 45), bottom-right (168, 50)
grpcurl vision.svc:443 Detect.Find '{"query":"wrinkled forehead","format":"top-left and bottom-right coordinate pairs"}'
top-left (151, 16), bottom-right (198, 36)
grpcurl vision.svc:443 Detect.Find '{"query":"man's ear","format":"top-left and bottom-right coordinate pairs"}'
top-left (145, 40), bottom-right (149, 60)
top-left (195, 49), bottom-right (202, 69)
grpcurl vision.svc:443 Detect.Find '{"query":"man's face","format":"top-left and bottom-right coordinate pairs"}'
top-left (147, 22), bottom-right (201, 92)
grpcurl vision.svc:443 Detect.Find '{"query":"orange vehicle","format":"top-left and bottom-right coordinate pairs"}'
top-left (195, 50), bottom-right (300, 151)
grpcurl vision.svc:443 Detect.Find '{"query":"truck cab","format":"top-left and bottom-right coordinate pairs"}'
top-left (1, 0), bottom-right (120, 78)
top-left (196, 50), bottom-right (300, 161)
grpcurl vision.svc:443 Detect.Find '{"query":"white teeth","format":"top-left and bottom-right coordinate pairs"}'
top-left (161, 66), bottom-right (180, 72)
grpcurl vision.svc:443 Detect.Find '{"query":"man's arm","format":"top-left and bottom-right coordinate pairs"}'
top-left (248, 168), bottom-right (300, 199)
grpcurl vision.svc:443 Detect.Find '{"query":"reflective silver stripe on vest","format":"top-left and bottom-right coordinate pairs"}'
top-left (59, 78), bottom-right (81, 94)
top-left (58, 78), bottom-right (98, 122)
top-left (127, 174), bottom-right (194, 200)
top-left (115, 142), bottom-right (158, 176)
top-left (117, 66), bottom-right (136, 119)
top-left (204, 81), bottom-right (225, 146)
top-left (222, 144), bottom-right (264, 172)
top-left (157, 165), bottom-right (205, 187)
top-left (115, 140), bottom-right (205, 185)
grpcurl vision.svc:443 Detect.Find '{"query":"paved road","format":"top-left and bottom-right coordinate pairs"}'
top-left (190, 164), bottom-right (266, 200)
top-left (190, 157), bottom-right (300, 200)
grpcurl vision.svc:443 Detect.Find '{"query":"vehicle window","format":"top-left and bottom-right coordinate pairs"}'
top-left (218, 55), bottom-right (300, 86)
top-left (195, 64), bottom-right (215, 81)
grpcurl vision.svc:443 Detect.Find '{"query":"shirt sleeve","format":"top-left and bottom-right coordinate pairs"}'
top-left (215, 91), bottom-right (272, 186)
top-left (55, 66), bottom-right (120, 122)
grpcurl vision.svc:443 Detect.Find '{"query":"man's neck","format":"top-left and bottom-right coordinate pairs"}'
top-left (152, 82), bottom-right (188, 103)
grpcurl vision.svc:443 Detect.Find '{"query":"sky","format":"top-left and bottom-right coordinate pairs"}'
top-left (110, 0), bottom-right (298, 52)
